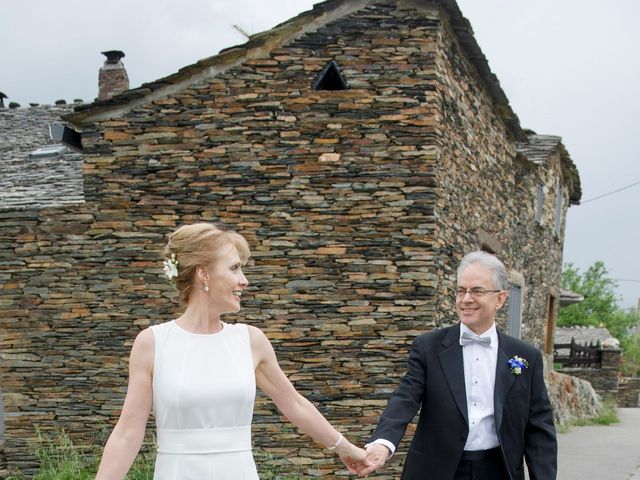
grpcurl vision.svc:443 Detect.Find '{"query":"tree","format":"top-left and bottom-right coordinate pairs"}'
top-left (558, 261), bottom-right (638, 340)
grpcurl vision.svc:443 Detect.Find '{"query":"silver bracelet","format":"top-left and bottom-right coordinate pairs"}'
top-left (327, 432), bottom-right (344, 451)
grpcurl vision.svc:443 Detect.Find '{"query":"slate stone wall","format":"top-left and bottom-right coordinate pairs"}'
top-left (0, 2), bottom-right (571, 477)
top-left (560, 349), bottom-right (623, 400)
top-left (430, 17), bottom-right (568, 349)
top-left (618, 377), bottom-right (640, 408)
top-left (0, 104), bottom-right (84, 210)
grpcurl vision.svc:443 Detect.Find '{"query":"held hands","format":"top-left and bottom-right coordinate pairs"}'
top-left (358, 443), bottom-right (391, 476)
top-left (333, 437), bottom-right (371, 475)
top-left (333, 439), bottom-right (390, 477)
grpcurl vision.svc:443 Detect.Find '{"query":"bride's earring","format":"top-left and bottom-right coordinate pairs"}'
top-left (203, 282), bottom-right (209, 293)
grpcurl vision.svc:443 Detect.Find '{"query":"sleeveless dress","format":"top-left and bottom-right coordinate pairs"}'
top-left (151, 320), bottom-right (258, 479)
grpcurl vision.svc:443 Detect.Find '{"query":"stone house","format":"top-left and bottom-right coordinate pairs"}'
top-left (0, 101), bottom-right (85, 475)
top-left (0, 0), bottom-right (581, 476)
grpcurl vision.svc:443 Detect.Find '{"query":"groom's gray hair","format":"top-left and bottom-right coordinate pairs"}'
top-left (457, 251), bottom-right (508, 291)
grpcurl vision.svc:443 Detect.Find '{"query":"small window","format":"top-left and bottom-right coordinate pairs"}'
top-left (535, 183), bottom-right (544, 224)
top-left (554, 181), bottom-right (564, 236)
top-left (507, 284), bottom-right (522, 339)
top-left (29, 144), bottom-right (70, 158)
top-left (312, 61), bottom-right (347, 91)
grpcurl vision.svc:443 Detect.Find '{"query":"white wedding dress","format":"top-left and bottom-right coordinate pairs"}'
top-left (151, 320), bottom-right (258, 479)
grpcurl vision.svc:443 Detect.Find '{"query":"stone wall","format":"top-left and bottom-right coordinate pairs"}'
top-left (430, 8), bottom-right (568, 347)
top-left (0, 104), bottom-right (84, 210)
top-left (0, 384), bottom-right (4, 478)
top-left (556, 348), bottom-right (640, 409)
top-left (617, 377), bottom-right (640, 408)
top-left (0, 2), bottom-right (574, 477)
top-left (0, 446), bottom-right (6, 480)
top-left (559, 348), bottom-right (622, 398)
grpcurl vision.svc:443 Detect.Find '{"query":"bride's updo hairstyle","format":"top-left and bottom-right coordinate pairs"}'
top-left (163, 223), bottom-right (250, 305)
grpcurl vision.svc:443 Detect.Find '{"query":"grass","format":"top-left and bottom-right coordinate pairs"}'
top-left (6, 430), bottom-right (303, 480)
top-left (556, 397), bottom-right (620, 433)
top-left (255, 450), bottom-right (305, 480)
top-left (6, 429), bottom-right (155, 480)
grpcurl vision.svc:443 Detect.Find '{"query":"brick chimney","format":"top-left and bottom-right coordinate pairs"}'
top-left (98, 50), bottom-right (129, 101)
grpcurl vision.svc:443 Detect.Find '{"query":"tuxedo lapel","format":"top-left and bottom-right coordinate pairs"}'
top-left (438, 324), bottom-right (468, 425)
top-left (494, 331), bottom-right (517, 431)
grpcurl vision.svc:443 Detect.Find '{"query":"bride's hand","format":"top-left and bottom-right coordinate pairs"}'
top-left (335, 439), bottom-right (371, 476)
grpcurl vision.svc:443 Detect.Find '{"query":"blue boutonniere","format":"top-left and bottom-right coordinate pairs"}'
top-left (508, 355), bottom-right (529, 375)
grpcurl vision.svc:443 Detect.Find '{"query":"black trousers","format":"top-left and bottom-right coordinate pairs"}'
top-left (453, 448), bottom-right (510, 480)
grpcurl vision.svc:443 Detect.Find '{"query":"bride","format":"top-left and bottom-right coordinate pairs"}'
top-left (95, 222), bottom-right (369, 479)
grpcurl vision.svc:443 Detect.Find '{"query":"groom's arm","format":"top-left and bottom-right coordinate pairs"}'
top-left (360, 335), bottom-right (428, 476)
top-left (369, 334), bottom-right (427, 449)
top-left (524, 350), bottom-right (557, 480)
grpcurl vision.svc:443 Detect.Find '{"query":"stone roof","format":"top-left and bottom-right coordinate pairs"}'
top-left (517, 134), bottom-right (582, 204)
top-left (559, 288), bottom-right (585, 307)
top-left (0, 105), bottom-right (85, 210)
top-left (64, 0), bottom-right (526, 142)
top-left (554, 326), bottom-right (614, 346)
top-left (517, 135), bottom-right (562, 165)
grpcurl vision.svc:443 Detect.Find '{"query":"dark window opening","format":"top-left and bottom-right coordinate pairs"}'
top-left (50, 124), bottom-right (83, 152)
top-left (312, 61), bottom-right (348, 91)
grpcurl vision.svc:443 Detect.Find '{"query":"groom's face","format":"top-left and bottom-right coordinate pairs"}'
top-left (455, 263), bottom-right (507, 335)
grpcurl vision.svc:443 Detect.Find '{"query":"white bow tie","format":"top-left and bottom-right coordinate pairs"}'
top-left (460, 331), bottom-right (492, 348)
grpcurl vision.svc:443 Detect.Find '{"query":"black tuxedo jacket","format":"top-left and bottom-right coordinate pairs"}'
top-left (369, 323), bottom-right (557, 480)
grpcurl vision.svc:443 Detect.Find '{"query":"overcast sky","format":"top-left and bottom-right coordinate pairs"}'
top-left (3, 1), bottom-right (639, 309)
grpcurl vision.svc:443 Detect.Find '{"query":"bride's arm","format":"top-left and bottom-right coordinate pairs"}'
top-left (248, 326), bottom-right (368, 473)
top-left (95, 328), bottom-right (154, 480)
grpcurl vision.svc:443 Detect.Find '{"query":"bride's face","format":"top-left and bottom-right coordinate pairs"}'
top-left (205, 243), bottom-right (249, 314)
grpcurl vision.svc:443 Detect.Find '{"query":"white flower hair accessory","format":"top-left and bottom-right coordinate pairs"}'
top-left (163, 253), bottom-right (179, 284)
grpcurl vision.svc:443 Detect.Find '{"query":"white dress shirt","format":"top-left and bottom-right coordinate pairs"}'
top-left (459, 323), bottom-right (499, 451)
top-left (368, 323), bottom-right (500, 456)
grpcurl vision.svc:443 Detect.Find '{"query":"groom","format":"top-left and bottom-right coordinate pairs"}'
top-left (359, 251), bottom-right (557, 479)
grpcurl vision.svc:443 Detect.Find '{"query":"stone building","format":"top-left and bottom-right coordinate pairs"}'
top-left (0, 0), bottom-right (581, 476)
top-left (0, 101), bottom-right (85, 475)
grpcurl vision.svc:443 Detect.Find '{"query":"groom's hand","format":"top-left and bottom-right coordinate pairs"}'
top-left (358, 443), bottom-right (391, 476)
top-left (335, 440), bottom-right (372, 475)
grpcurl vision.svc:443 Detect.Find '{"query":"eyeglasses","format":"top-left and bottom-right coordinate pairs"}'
top-left (456, 287), bottom-right (503, 299)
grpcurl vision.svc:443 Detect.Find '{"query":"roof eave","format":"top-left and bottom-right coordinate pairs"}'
top-left (436, 0), bottom-right (526, 142)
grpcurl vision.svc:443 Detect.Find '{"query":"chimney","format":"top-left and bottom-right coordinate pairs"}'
top-left (98, 50), bottom-right (129, 101)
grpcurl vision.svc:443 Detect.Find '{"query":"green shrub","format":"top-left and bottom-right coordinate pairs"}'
top-left (621, 333), bottom-right (640, 377)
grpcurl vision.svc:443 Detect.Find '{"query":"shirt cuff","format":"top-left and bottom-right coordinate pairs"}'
top-left (365, 438), bottom-right (396, 457)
